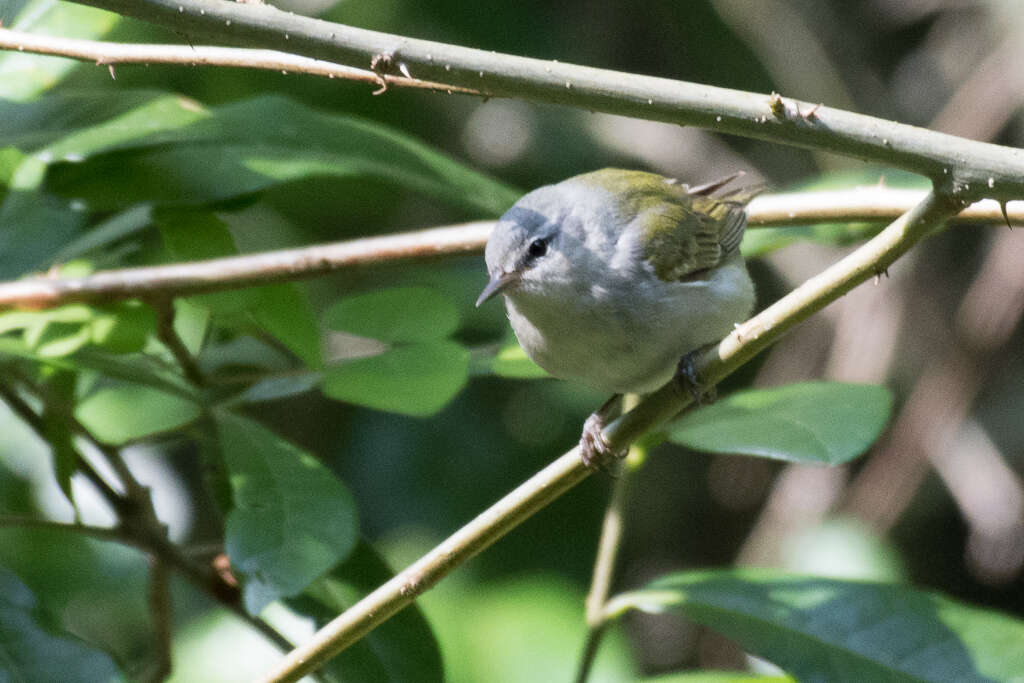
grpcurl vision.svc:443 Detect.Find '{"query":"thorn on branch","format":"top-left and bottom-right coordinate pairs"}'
top-left (1000, 200), bottom-right (1013, 229)
top-left (802, 103), bottom-right (821, 120)
top-left (108, 64), bottom-right (116, 80)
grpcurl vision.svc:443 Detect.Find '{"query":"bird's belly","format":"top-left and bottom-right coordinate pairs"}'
top-left (511, 310), bottom-right (672, 393)
top-left (507, 296), bottom-right (700, 394)
top-left (505, 260), bottom-right (754, 394)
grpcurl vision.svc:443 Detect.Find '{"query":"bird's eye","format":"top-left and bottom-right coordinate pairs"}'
top-left (527, 238), bottom-right (547, 259)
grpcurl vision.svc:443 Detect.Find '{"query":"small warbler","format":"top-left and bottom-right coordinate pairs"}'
top-left (477, 168), bottom-right (758, 467)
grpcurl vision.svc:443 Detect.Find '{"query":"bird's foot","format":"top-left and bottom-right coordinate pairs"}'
top-left (675, 350), bottom-right (717, 405)
top-left (580, 395), bottom-right (627, 472)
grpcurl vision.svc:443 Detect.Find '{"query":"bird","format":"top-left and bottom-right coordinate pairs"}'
top-left (476, 168), bottom-right (758, 468)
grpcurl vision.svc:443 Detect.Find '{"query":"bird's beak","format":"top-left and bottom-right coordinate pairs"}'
top-left (475, 270), bottom-right (520, 307)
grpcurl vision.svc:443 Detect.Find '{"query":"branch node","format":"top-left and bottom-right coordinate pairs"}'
top-left (370, 51), bottom-right (411, 95)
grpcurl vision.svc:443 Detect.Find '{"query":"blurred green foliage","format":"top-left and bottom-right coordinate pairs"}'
top-left (1, 0), bottom-right (1023, 681)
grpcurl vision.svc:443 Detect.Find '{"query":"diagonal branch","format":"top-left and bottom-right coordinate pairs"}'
top-left (59, 0), bottom-right (1024, 198)
top-left (260, 189), bottom-right (963, 682)
top-left (0, 190), bottom-right (1017, 310)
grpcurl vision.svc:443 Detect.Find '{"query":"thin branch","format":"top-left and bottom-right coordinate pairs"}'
top-left (1, 191), bottom-right (1018, 311)
top-left (59, 0), bottom-right (1024, 198)
top-left (0, 379), bottom-right (296, 657)
top-left (260, 189), bottom-right (963, 682)
top-left (576, 445), bottom-right (642, 683)
top-left (0, 27), bottom-right (481, 95)
top-left (0, 378), bottom-right (125, 508)
top-left (0, 514), bottom-right (128, 543)
top-left (146, 557), bottom-right (174, 683)
top-left (0, 220), bottom-right (493, 309)
top-left (152, 298), bottom-right (205, 386)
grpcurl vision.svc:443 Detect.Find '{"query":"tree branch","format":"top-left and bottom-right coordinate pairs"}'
top-left (145, 557), bottom-right (173, 683)
top-left (0, 190), bottom-right (1016, 310)
top-left (260, 189), bottom-right (963, 682)
top-left (58, 0), bottom-right (1024, 198)
top-left (576, 444), bottom-right (644, 683)
top-left (152, 298), bottom-right (205, 386)
top-left (0, 515), bottom-right (128, 542)
top-left (0, 27), bottom-right (480, 95)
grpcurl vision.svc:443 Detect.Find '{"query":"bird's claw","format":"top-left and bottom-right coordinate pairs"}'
top-left (580, 411), bottom-right (626, 472)
top-left (675, 351), bottom-right (717, 405)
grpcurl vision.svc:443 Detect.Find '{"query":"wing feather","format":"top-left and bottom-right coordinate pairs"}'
top-left (642, 180), bottom-right (761, 282)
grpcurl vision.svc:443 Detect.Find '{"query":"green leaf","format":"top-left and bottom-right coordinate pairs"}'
top-left (40, 407), bottom-right (76, 506)
top-left (51, 205), bottom-right (154, 264)
top-left (322, 340), bottom-right (469, 417)
top-left (0, 147), bottom-right (26, 184)
top-left (668, 382), bottom-right (892, 465)
top-left (0, 568), bottom-right (121, 682)
top-left (88, 301), bottom-right (156, 354)
top-left (157, 208), bottom-right (320, 365)
top-left (324, 287), bottom-right (460, 344)
top-left (230, 372), bottom-right (322, 405)
top-left (613, 569), bottom-right (1024, 683)
top-left (41, 94), bottom-right (519, 215)
top-left (488, 343), bottom-right (550, 379)
top-left (75, 384), bottom-right (202, 444)
top-left (215, 412), bottom-right (358, 615)
top-left (0, 338), bottom-right (197, 401)
top-left (0, 0), bottom-right (120, 101)
top-left (0, 173), bottom-right (87, 279)
top-left (283, 541), bottom-right (444, 683)
top-left (252, 284), bottom-right (322, 368)
top-left (0, 92), bottom-right (162, 151)
top-left (156, 208), bottom-right (258, 314)
top-left (171, 298), bottom-right (210, 356)
top-left (27, 321), bottom-right (92, 358)
top-left (0, 302), bottom-right (154, 357)
top-left (157, 206), bottom-right (236, 260)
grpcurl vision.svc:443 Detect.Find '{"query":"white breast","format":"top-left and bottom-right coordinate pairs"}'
top-left (505, 255), bottom-right (754, 394)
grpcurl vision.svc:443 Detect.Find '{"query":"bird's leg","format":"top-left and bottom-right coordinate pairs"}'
top-left (580, 394), bottom-right (627, 471)
top-left (675, 346), bottom-right (717, 405)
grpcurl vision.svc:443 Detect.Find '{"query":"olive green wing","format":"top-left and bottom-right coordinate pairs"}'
top-left (640, 183), bottom-right (758, 282)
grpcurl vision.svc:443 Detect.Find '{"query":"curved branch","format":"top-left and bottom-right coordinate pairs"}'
top-left (1, 191), bottom-right (1018, 310)
top-left (260, 189), bottom-right (963, 682)
top-left (61, 0), bottom-right (1024, 198)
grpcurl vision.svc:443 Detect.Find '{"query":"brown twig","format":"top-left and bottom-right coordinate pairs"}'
top-left (0, 27), bottom-right (482, 96)
top-left (0, 192), bottom-right (1019, 311)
